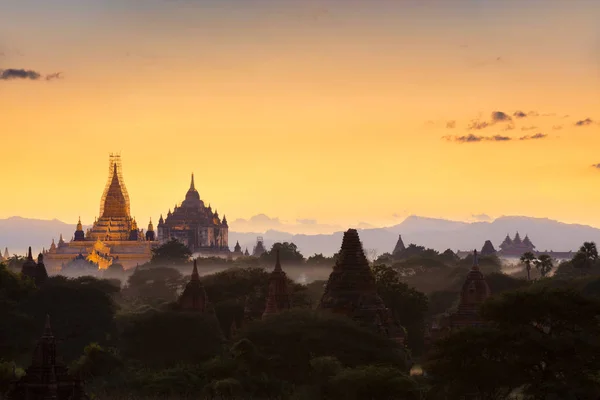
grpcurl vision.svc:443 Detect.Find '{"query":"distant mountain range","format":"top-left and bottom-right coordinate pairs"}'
top-left (1, 215), bottom-right (597, 258)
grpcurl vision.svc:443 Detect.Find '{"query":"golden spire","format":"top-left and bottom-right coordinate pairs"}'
top-left (131, 217), bottom-right (138, 231)
top-left (76, 216), bottom-right (83, 231)
top-left (100, 156), bottom-right (131, 218)
top-left (148, 217), bottom-right (154, 232)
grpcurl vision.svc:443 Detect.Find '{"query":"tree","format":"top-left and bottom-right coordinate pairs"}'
top-left (425, 287), bottom-right (600, 399)
top-left (18, 276), bottom-right (119, 362)
top-left (201, 266), bottom-right (311, 334)
top-left (124, 267), bottom-right (185, 307)
top-left (238, 309), bottom-right (409, 384)
top-left (328, 365), bottom-right (420, 400)
top-left (150, 239), bottom-right (192, 266)
top-left (533, 254), bottom-right (553, 277)
top-left (260, 242), bottom-right (304, 264)
top-left (70, 343), bottom-right (123, 381)
top-left (520, 251), bottom-right (536, 281)
top-left (306, 253), bottom-right (336, 267)
top-left (118, 310), bottom-right (224, 369)
top-left (371, 264), bottom-right (429, 355)
top-left (572, 241), bottom-right (599, 269)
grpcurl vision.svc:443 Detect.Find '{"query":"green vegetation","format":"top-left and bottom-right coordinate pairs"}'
top-left (2, 239), bottom-right (600, 399)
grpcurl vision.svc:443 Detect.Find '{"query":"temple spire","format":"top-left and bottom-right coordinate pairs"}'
top-left (191, 259), bottom-right (199, 281)
top-left (472, 249), bottom-right (479, 270)
top-left (43, 314), bottom-right (53, 337)
top-left (274, 249), bottom-right (282, 272)
top-left (27, 246), bottom-right (33, 260)
top-left (190, 173), bottom-right (195, 190)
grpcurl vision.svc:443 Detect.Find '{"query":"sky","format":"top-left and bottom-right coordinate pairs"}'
top-left (1, 0), bottom-right (600, 232)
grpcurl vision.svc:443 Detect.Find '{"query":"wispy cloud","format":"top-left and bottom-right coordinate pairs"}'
top-left (444, 134), bottom-right (512, 143)
top-left (0, 68), bottom-right (40, 80)
top-left (591, 164), bottom-right (600, 169)
top-left (467, 120), bottom-right (490, 130)
top-left (519, 133), bottom-right (548, 141)
top-left (575, 118), bottom-right (594, 126)
top-left (0, 68), bottom-right (63, 81)
top-left (521, 126), bottom-right (538, 131)
top-left (446, 120), bottom-right (456, 129)
top-left (552, 125), bottom-right (563, 130)
top-left (472, 213), bottom-right (492, 222)
top-left (491, 111), bottom-right (512, 123)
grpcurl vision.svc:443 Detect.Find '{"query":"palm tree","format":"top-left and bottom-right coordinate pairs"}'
top-left (534, 254), bottom-right (554, 277)
top-left (520, 251), bottom-right (536, 281)
top-left (574, 242), bottom-right (599, 269)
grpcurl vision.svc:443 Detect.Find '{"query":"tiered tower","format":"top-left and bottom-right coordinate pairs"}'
top-left (252, 237), bottom-right (266, 257)
top-left (449, 250), bottom-right (491, 328)
top-left (262, 250), bottom-right (291, 318)
top-left (21, 247), bottom-right (48, 286)
top-left (319, 229), bottom-right (405, 343)
top-left (157, 174), bottom-right (229, 254)
top-left (392, 234), bottom-right (406, 256)
top-left (7, 316), bottom-right (87, 400)
top-left (178, 259), bottom-right (210, 312)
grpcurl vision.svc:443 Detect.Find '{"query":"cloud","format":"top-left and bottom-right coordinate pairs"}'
top-left (521, 126), bottom-right (538, 131)
top-left (592, 164), bottom-right (600, 169)
top-left (45, 72), bottom-right (63, 81)
top-left (519, 133), bottom-right (548, 141)
top-left (472, 213), bottom-right (492, 222)
top-left (0, 68), bottom-right (63, 82)
top-left (491, 111), bottom-right (512, 123)
top-left (444, 134), bottom-right (512, 143)
top-left (467, 120), bottom-right (489, 130)
top-left (552, 125), bottom-right (563, 130)
top-left (296, 219), bottom-right (317, 225)
top-left (0, 68), bottom-right (40, 80)
top-left (446, 120), bottom-right (456, 129)
top-left (513, 111), bottom-right (527, 118)
top-left (575, 118), bottom-right (594, 126)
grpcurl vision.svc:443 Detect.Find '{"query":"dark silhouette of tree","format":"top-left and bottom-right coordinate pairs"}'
top-left (572, 241), bottom-right (599, 269)
top-left (371, 264), bottom-right (428, 355)
top-left (238, 309), bottom-right (409, 384)
top-left (150, 239), bottom-right (192, 266)
top-left (260, 242), bottom-right (304, 264)
top-left (118, 310), bottom-right (224, 369)
top-left (534, 254), bottom-right (554, 277)
top-left (425, 287), bottom-right (600, 399)
top-left (125, 267), bottom-right (185, 307)
top-left (520, 251), bottom-right (536, 281)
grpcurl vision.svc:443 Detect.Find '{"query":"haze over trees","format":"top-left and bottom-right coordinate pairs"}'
top-left (2, 238), bottom-right (600, 399)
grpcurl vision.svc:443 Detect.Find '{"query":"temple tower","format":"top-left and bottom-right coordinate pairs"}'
top-left (178, 259), bottom-right (209, 312)
top-left (21, 247), bottom-right (48, 286)
top-left (319, 229), bottom-right (404, 341)
top-left (145, 218), bottom-right (155, 241)
top-left (262, 250), bottom-right (291, 319)
top-left (449, 250), bottom-right (491, 328)
top-left (253, 237), bottom-right (266, 257)
top-left (99, 154), bottom-right (130, 218)
top-left (7, 316), bottom-right (87, 400)
top-left (392, 234), bottom-right (406, 256)
top-left (74, 218), bottom-right (85, 242)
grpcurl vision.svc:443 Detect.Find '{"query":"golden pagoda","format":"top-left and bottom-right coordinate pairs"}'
top-left (43, 154), bottom-right (155, 272)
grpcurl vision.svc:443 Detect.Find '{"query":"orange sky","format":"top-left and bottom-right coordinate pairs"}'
top-left (1, 0), bottom-right (600, 231)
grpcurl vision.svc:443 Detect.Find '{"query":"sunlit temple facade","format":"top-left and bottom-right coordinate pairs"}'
top-left (43, 155), bottom-right (155, 271)
top-left (157, 174), bottom-right (230, 255)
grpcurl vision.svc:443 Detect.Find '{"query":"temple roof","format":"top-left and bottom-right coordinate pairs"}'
top-left (101, 162), bottom-right (130, 218)
top-left (178, 259), bottom-right (209, 312)
top-left (456, 250), bottom-right (491, 315)
top-left (392, 234), bottom-right (406, 255)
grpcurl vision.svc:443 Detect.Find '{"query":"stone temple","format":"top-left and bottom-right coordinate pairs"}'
top-left (43, 155), bottom-right (155, 271)
top-left (319, 229), bottom-right (405, 344)
top-left (157, 174), bottom-right (229, 255)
